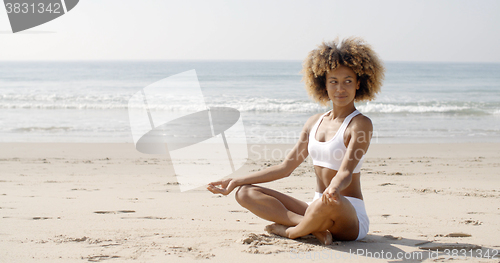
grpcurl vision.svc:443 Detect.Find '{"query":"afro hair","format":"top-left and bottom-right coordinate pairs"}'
top-left (301, 37), bottom-right (385, 106)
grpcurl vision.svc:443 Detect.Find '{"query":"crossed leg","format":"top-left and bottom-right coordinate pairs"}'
top-left (235, 184), bottom-right (359, 243)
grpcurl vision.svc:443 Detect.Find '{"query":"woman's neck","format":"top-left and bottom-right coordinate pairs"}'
top-left (329, 103), bottom-right (356, 120)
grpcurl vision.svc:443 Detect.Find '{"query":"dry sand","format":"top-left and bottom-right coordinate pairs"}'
top-left (0, 143), bottom-right (499, 262)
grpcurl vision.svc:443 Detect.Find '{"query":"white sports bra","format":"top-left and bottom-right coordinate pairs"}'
top-left (308, 109), bottom-right (365, 173)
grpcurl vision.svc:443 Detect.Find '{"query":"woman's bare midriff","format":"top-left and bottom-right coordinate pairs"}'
top-left (314, 166), bottom-right (363, 200)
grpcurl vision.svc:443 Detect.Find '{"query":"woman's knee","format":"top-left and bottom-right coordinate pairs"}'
top-left (234, 184), bottom-right (255, 205)
top-left (307, 198), bottom-right (339, 217)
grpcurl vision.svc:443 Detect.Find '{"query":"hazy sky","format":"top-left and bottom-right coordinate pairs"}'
top-left (1, 0), bottom-right (500, 62)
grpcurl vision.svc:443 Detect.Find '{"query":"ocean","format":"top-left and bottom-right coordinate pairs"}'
top-left (1, 61), bottom-right (499, 144)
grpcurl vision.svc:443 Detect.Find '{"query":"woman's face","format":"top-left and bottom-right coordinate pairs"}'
top-left (325, 65), bottom-right (359, 107)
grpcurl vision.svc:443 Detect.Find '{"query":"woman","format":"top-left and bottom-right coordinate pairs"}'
top-left (207, 37), bottom-right (384, 244)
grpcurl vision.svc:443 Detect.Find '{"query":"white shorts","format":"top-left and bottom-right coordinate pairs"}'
top-left (307, 192), bottom-right (369, 240)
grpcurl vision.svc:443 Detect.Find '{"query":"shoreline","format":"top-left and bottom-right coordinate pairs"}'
top-left (1, 141), bottom-right (499, 158)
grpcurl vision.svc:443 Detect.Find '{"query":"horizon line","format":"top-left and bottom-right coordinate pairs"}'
top-left (1, 59), bottom-right (500, 64)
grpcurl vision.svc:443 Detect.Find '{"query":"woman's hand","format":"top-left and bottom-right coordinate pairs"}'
top-left (207, 178), bottom-right (238, 195)
top-left (322, 185), bottom-right (341, 205)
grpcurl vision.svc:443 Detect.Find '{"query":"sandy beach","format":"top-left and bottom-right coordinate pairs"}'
top-left (0, 142), bottom-right (499, 262)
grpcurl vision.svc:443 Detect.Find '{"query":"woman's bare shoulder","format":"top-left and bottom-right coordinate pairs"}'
top-left (303, 112), bottom-right (324, 132)
top-left (350, 113), bottom-right (373, 132)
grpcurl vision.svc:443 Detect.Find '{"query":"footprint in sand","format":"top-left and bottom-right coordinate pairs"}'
top-left (461, 219), bottom-right (482, 225)
top-left (166, 246), bottom-right (215, 259)
top-left (86, 255), bottom-right (120, 262)
top-left (120, 216), bottom-right (173, 220)
top-left (94, 210), bottom-right (135, 214)
top-left (32, 217), bottom-right (52, 220)
top-left (383, 234), bottom-right (402, 240)
top-left (242, 233), bottom-right (275, 246)
top-left (445, 232), bottom-right (472, 237)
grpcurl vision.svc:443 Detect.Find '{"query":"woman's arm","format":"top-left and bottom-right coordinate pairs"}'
top-left (207, 113), bottom-right (322, 195)
top-left (323, 115), bottom-right (373, 203)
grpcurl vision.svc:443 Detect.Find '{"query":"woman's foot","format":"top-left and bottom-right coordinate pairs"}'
top-left (265, 224), bottom-right (333, 245)
top-left (312, 230), bottom-right (333, 245)
top-left (264, 223), bottom-right (289, 238)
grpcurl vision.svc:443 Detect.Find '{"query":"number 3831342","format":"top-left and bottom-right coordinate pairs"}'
top-left (5, 2), bottom-right (62, 14)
